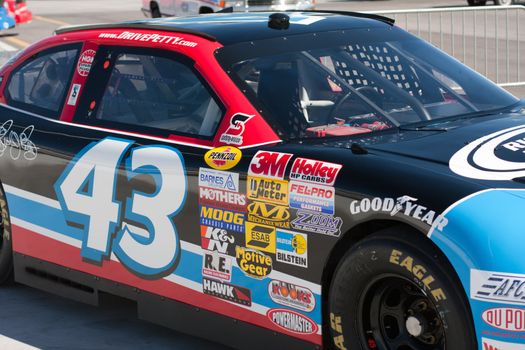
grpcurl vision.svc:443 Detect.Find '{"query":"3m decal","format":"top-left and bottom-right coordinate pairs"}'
top-left (291, 210), bottom-right (342, 236)
top-left (268, 280), bottom-right (315, 312)
top-left (235, 246), bottom-right (272, 279)
top-left (219, 113), bottom-right (253, 145)
top-left (482, 307), bottom-right (525, 332)
top-left (289, 181), bottom-right (334, 214)
top-left (77, 49), bottom-right (96, 77)
top-left (199, 206), bottom-right (244, 233)
top-left (198, 168), bottom-right (239, 192)
top-left (245, 222), bottom-right (276, 254)
top-left (202, 277), bottom-right (252, 306)
top-left (202, 251), bottom-right (232, 281)
top-left (390, 249), bottom-right (446, 302)
top-left (200, 225), bottom-right (236, 255)
top-left (247, 201), bottom-right (290, 228)
top-left (267, 309), bottom-right (318, 335)
top-left (98, 32), bottom-right (198, 47)
top-left (55, 137), bottom-right (187, 277)
top-left (450, 125), bottom-right (525, 180)
top-left (276, 230), bottom-right (308, 268)
top-left (0, 120), bottom-right (37, 161)
top-left (248, 151), bottom-right (293, 179)
top-left (199, 187), bottom-right (246, 212)
top-left (247, 176), bottom-right (288, 206)
top-left (330, 313), bottom-right (347, 350)
top-left (482, 337), bottom-right (523, 350)
top-left (350, 196), bottom-right (448, 231)
top-left (204, 146), bottom-right (242, 171)
top-left (471, 269), bottom-right (525, 305)
top-left (67, 84), bottom-right (81, 106)
top-left (290, 158), bottom-right (342, 186)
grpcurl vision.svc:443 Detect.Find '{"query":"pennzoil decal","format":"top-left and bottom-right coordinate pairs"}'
top-left (267, 308), bottom-right (318, 335)
top-left (204, 146), bottom-right (242, 171)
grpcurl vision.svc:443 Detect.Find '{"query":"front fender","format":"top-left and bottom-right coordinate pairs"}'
top-left (429, 189), bottom-right (525, 349)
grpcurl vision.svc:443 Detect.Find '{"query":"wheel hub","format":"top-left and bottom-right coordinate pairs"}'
top-left (405, 316), bottom-right (423, 337)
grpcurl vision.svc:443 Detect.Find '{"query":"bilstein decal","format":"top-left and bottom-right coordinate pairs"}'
top-left (450, 124), bottom-right (525, 180)
top-left (482, 307), bottom-right (525, 332)
top-left (204, 146), bottom-right (242, 171)
top-left (235, 246), bottom-right (272, 279)
top-left (268, 280), bottom-right (315, 312)
top-left (267, 308), bottom-right (318, 335)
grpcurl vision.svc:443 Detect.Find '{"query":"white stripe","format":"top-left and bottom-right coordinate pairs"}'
top-left (4, 184), bottom-right (61, 209)
top-left (0, 41), bottom-right (18, 52)
top-left (0, 335), bottom-right (40, 350)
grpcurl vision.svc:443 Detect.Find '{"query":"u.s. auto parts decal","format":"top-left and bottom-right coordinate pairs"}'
top-left (450, 125), bottom-right (525, 180)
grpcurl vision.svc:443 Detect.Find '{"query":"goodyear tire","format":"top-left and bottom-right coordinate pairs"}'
top-left (0, 184), bottom-right (12, 285)
top-left (328, 227), bottom-right (476, 350)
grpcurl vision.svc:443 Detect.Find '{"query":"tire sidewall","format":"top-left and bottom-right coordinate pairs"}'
top-left (0, 184), bottom-right (12, 284)
top-left (328, 230), bottom-right (476, 350)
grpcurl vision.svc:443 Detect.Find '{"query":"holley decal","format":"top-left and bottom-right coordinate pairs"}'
top-left (290, 158), bottom-right (342, 186)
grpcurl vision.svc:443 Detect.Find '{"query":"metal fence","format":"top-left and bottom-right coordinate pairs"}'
top-left (367, 5), bottom-right (525, 87)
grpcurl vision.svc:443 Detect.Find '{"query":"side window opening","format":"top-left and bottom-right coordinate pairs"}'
top-left (92, 52), bottom-right (223, 138)
top-left (6, 46), bottom-right (79, 118)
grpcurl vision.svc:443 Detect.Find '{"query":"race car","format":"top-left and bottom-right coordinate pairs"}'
top-left (0, 1), bottom-right (15, 30)
top-left (0, 11), bottom-right (522, 350)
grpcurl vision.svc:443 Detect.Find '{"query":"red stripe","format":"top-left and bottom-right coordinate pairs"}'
top-left (11, 224), bottom-right (322, 345)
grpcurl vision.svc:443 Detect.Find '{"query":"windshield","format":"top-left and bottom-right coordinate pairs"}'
top-left (218, 26), bottom-right (518, 139)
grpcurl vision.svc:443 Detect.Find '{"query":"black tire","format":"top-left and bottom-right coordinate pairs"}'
top-left (150, 1), bottom-right (161, 18)
top-left (467, 0), bottom-right (487, 5)
top-left (328, 227), bottom-right (476, 350)
top-left (0, 184), bottom-right (12, 285)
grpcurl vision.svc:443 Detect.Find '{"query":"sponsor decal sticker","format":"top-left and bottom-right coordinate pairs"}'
top-left (235, 246), bottom-right (272, 279)
top-left (0, 120), bottom-right (37, 161)
top-left (245, 222), bottom-right (276, 253)
top-left (247, 176), bottom-right (288, 206)
top-left (199, 168), bottom-right (239, 192)
top-left (219, 113), bottom-right (253, 145)
top-left (248, 151), bottom-right (293, 179)
top-left (482, 337), bottom-right (523, 350)
top-left (350, 196), bottom-right (448, 231)
top-left (289, 181), bottom-right (335, 214)
top-left (266, 308), bottom-right (318, 335)
top-left (276, 230), bottom-right (308, 268)
top-left (247, 201), bottom-right (290, 228)
top-left (330, 313), bottom-right (347, 350)
top-left (268, 280), bottom-right (315, 312)
top-left (98, 32), bottom-right (198, 47)
top-left (67, 84), bottom-right (81, 106)
top-left (290, 158), bottom-right (342, 186)
top-left (202, 277), bottom-right (252, 306)
top-left (291, 210), bottom-right (342, 236)
top-left (482, 307), bottom-right (525, 332)
top-left (200, 207), bottom-right (244, 233)
top-left (204, 146), bottom-right (242, 171)
top-left (77, 49), bottom-right (96, 77)
top-left (199, 187), bottom-right (246, 212)
top-left (200, 225), bottom-right (236, 256)
top-left (471, 269), bottom-right (525, 305)
top-left (202, 251), bottom-right (232, 281)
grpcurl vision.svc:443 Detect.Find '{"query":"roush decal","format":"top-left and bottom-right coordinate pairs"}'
top-left (204, 146), bottom-right (242, 171)
top-left (200, 225), bottom-right (236, 256)
top-left (276, 230), bottom-right (308, 268)
top-left (249, 151), bottom-right (293, 180)
top-left (268, 280), bottom-right (315, 312)
top-left (219, 113), bottom-right (253, 145)
top-left (199, 187), bottom-right (246, 212)
top-left (450, 124), bottom-right (525, 180)
top-left (471, 269), bottom-right (525, 305)
top-left (199, 207), bottom-right (244, 233)
top-left (289, 181), bottom-right (334, 214)
top-left (291, 210), bottom-right (342, 237)
top-left (482, 337), bottom-right (523, 350)
top-left (482, 307), bottom-right (525, 332)
top-left (290, 158), bottom-right (342, 186)
top-left (0, 120), bottom-right (37, 161)
top-left (77, 49), bottom-right (96, 77)
top-left (235, 246), bottom-right (272, 279)
top-left (199, 168), bottom-right (239, 192)
top-left (267, 309), bottom-right (318, 335)
top-left (202, 251), bottom-right (232, 281)
top-left (247, 201), bottom-right (290, 228)
top-left (247, 176), bottom-right (288, 206)
top-left (350, 196), bottom-right (448, 231)
top-left (98, 32), bottom-right (198, 47)
top-left (202, 277), bottom-right (252, 306)
top-left (245, 222), bottom-right (276, 254)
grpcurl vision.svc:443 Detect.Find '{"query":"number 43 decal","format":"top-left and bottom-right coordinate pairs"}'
top-left (55, 137), bottom-right (187, 277)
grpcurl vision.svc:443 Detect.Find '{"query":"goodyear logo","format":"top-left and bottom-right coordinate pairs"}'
top-left (204, 146), bottom-right (242, 171)
top-left (245, 222), bottom-right (276, 253)
top-left (236, 246), bottom-right (272, 279)
top-left (247, 201), bottom-right (290, 228)
top-left (247, 176), bottom-right (288, 206)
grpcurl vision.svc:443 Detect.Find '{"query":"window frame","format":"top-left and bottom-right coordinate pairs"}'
top-left (5, 43), bottom-right (82, 119)
top-left (73, 45), bottom-right (226, 141)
